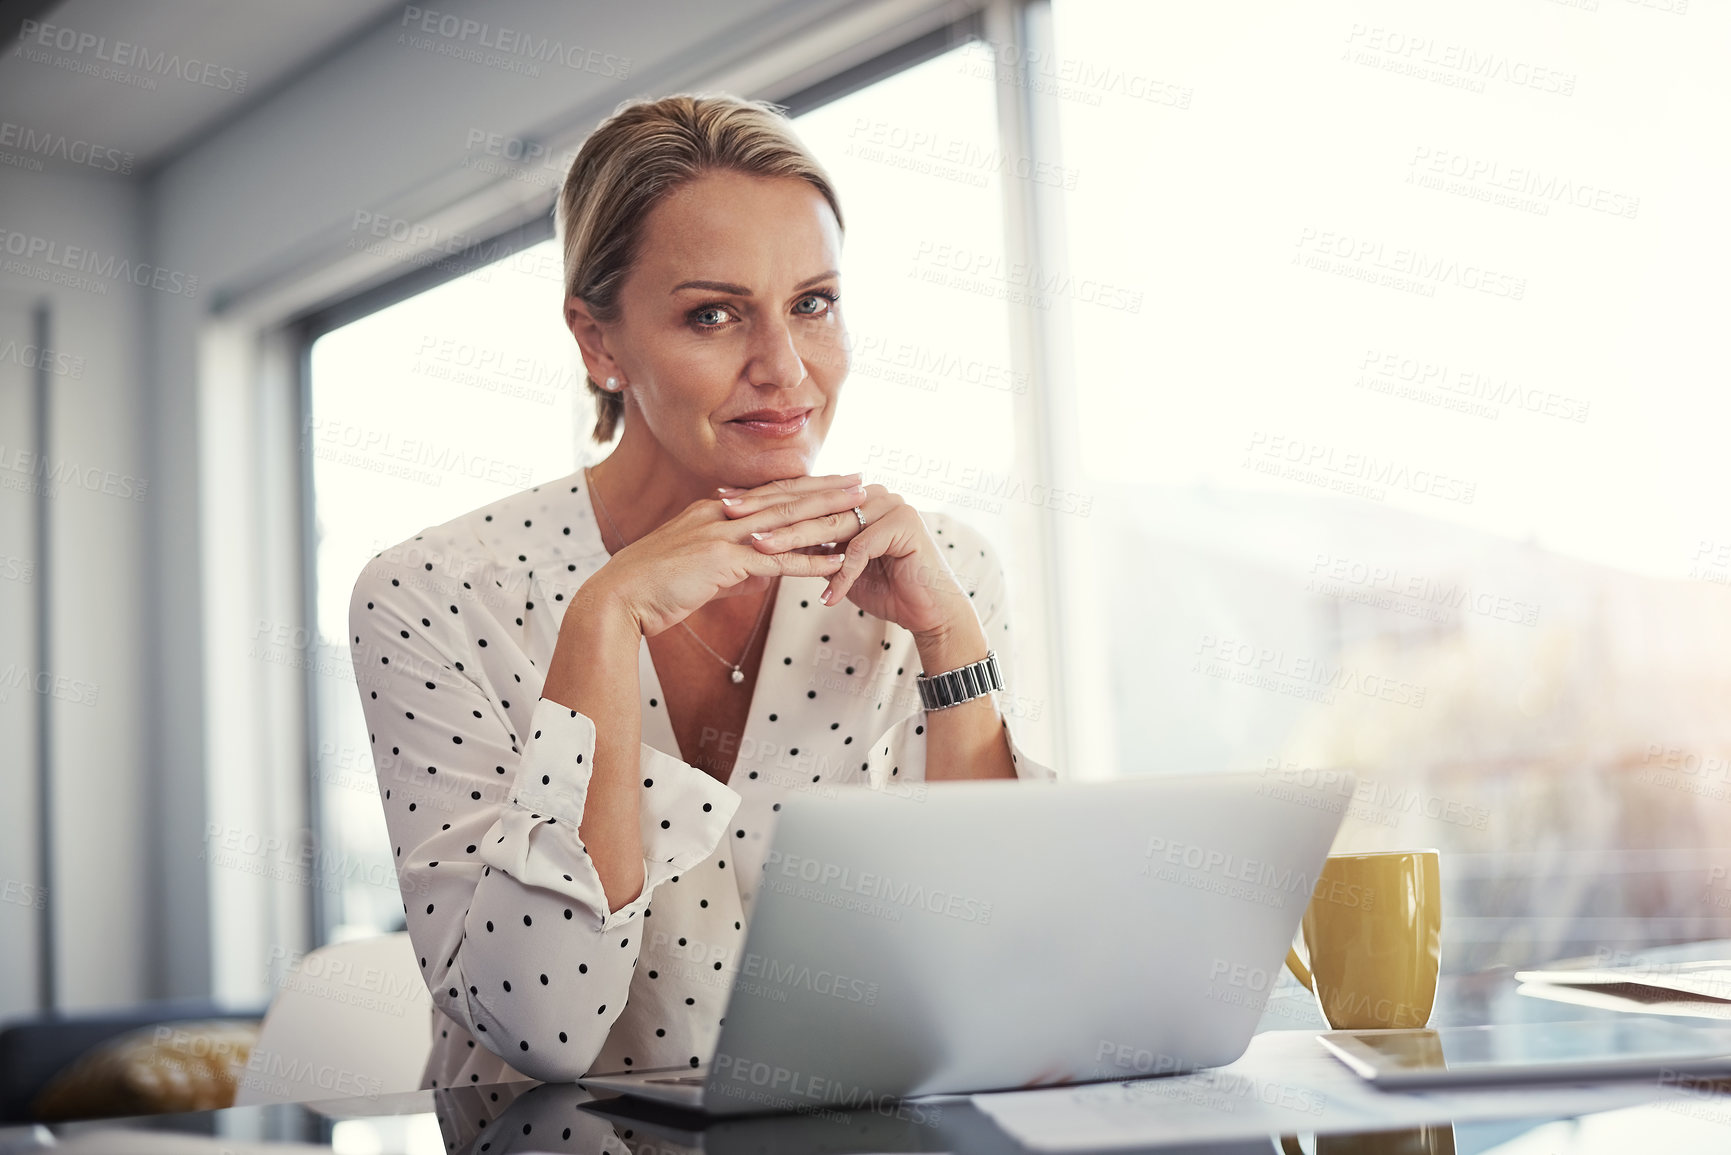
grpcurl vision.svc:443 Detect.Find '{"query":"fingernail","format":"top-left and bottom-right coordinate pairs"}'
top-left (842, 472), bottom-right (862, 482)
top-left (750, 531), bottom-right (772, 542)
top-left (845, 482), bottom-right (865, 496)
top-left (717, 486), bottom-right (742, 495)
top-left (720, 496), bottom-right (741, 506)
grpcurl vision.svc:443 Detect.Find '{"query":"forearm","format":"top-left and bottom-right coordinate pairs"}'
top-left (541, 581), bottom-right (647, 910)
top-left (913, 615), bottom-right (1015, 781)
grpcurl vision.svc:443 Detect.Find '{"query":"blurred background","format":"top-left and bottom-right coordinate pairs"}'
top-left (2, 0), bottom-right (1728, 1081)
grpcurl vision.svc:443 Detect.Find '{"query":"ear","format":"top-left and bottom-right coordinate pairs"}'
top-left (564, 294), bottom-right (624, 386)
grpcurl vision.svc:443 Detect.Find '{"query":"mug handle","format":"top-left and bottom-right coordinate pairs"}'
top-left (1285, 946), bottom-right (1314, 993)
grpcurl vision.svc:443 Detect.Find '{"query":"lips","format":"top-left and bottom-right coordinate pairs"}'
top-left (728, 408), bottom-right (812, 437)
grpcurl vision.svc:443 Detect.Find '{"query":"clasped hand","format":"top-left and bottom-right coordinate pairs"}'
top-left (720, 473), bottom-right (973, 641)
top-left (594, 471), bottom-right (974, 645)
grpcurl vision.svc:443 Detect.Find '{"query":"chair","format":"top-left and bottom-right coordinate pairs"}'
top-left (0, 999), bottom-right (266, 1123)
top-left (233, 932), bottom-right (432, 1106)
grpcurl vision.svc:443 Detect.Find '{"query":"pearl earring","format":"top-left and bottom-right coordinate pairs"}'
top-left (604, 376), bottom-right (618, 390)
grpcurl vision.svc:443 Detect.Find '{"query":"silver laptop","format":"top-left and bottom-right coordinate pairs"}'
top-left (578, 769), bottom-right (1351, 1116)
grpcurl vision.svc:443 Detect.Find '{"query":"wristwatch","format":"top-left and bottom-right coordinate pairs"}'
top-left (916, 650), bottom-right (1004, 711)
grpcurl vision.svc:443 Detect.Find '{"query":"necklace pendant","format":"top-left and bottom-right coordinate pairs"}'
top-left (730, 667), bottom-right (745, 684)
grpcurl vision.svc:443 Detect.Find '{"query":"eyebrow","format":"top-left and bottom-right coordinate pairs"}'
top-left (670, 270), bottom-right (839, 296)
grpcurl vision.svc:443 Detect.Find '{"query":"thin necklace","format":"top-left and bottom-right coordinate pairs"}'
top-left (585, 465), bottom-right (773, 685)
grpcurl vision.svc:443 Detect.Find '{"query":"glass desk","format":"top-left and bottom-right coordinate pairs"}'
top-left (20, 947), bottom-right (1731, 1155)
top-left (19, 1079), bottom-right (1731, 1155)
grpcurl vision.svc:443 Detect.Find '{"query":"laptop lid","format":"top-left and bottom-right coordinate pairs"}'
top-left (698, 769), bottom-right (1351, 1116)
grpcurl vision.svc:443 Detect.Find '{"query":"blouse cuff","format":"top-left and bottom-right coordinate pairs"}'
top-left (505, 696), bottom-right (742, 932)
top-left (862, 698), bottom-right (1058, 789)
top-left (623, 742), bottom-right (741, 926)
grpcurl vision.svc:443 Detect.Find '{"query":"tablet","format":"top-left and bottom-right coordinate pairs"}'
top-left (1317, 1020), bottom-right (1731, 1088)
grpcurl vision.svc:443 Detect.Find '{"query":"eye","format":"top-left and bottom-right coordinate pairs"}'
top-left (793, 289), bottom-right (839, 317)
top-left (690, 304), bottom-right (734, 329)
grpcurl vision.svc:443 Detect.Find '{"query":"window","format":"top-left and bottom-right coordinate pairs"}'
top-left (306, 241), bottom-right (580, 939)
top-left (796, 38), bottom-right (1022, 570)
top-left (305, 36), bottom-right (1026, 941)
top-left (1048, 0), bottom-right (1731, 970)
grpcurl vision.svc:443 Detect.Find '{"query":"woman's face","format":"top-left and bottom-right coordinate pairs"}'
top-left (574, 168), bottom-right (848, 487)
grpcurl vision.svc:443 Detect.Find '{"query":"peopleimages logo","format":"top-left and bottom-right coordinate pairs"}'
top-left (710, 1054), bottom-right (943, 1124)
top-left (1307, 550), bottom-right (1541, 628)
top-left (0, 337), bottom-right (84, 378)
top-left (737, 951), bottom-right (879, 1006)
top-left (1408, 146), bottom-right (1639, 220)
top-left (0, 879), bottom-right (47, 910)
top-left (398, 7), bottom-right (631, 78)
top-left (1342, 24), bottom-right (1576, 97)
top-left (1139, 836), bottom-right (1324, 901)
top-left (0, 664), bottom-right (99, 708)
top-left (0, 228), bottom-right (198, 298)
top-left (1293, 226), bottom-right (1525, 301)
top-left (241, 1050), bottom-right (382, 1101)
top-left (0, 442), bottom-right (150, 501)
top-left (0, 120), bottom-right (133, 174)
top-left (1354, 348), bottom-right (1590, 425)
top-left (302, 417), bottom-right (536, 490)
top-left (15, 19), bottom-right (249, 92)
top-left (1243, 431), bottom-right (1476, 508)
top-left (762, 851), bottom-right (993, 924)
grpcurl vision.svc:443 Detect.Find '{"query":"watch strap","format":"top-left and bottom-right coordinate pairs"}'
top-left (916, 650), bottom-right (1003, 711)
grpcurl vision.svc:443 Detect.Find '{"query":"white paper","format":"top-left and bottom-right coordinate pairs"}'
top-left (1514, 961), bottom-right (1731, 1004)
top-left (1517, 980), bottom-right (1731, 1020)
top-left (968, 1030), bottom-right (1691, 1152)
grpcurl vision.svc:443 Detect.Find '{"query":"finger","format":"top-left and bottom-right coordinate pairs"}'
top-left (821, 522), bottom-right (886, 606)
top-left (723, 470), bottom-right (860, 492)
top-left (718, 543), bottom-right (843, 596)
top-left (730, 481), bottom-right (868, 537)
top-left (717, 471), bottom-right (859, 502)
top-left (747, 495), bottom-right (875, 554)
top-left (719, 473), bottom-right (862, 518)
top-left (768, 548), bottom-right (846, 578)
top-left (821, 497), bottom-right (910, 605)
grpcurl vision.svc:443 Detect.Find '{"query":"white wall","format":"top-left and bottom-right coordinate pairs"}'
top-left (0, 162), bottom-right (153, 1017)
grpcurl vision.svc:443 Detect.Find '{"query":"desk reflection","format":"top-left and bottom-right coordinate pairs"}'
top-left (428, 1078), bottom-right (964, 1154)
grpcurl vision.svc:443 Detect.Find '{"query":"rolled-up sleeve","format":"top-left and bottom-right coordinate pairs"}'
top-left (349, 553), bottom-right (739, 1082)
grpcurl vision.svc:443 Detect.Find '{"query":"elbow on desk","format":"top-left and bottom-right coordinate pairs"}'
top-left (439, 989), bottom-right (611, 1084)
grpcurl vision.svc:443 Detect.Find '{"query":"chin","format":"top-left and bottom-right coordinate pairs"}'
top-left (723, 445), bottom-right (818, 483)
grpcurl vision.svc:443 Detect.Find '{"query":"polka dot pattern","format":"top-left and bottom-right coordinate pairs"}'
top-left (424, 1080), bottom-right (636, 1154)
top-left (348, 466), bottom-right (1055, 1091)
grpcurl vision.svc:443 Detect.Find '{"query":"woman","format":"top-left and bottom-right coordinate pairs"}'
top-left (350, 92), bottom-right (1056, 1089)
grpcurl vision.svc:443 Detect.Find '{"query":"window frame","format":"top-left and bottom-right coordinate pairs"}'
top-left (290, 0), bottom-right (1074, 947)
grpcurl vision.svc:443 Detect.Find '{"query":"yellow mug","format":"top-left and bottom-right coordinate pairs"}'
top-left (1284, 849), bottom-right (1441, 1030)
top-left (1281, 1123), bottom-right (1455, 1155)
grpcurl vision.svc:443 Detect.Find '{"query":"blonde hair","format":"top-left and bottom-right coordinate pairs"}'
top-left (557, 93), bottom-right (846, 445)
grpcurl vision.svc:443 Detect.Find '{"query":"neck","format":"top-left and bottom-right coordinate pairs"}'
top-left (585, 412), bottom-right (786, 633)
top-left (587, 420), bottom-right (716, 547)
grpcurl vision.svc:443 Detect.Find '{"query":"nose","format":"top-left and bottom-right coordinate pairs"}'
top-left (745, 312), bottom-right (808, 390)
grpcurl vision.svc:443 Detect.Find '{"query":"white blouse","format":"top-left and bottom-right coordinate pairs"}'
top-left (347, 467), bottom-right (1057, 1089)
